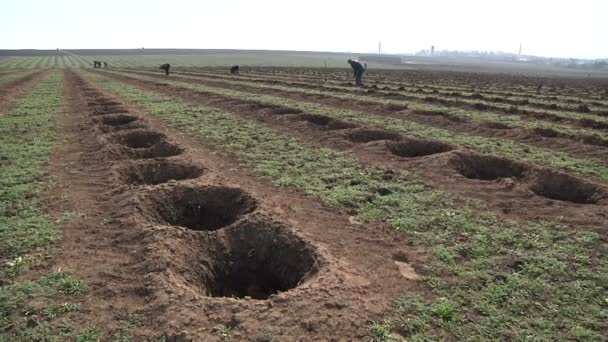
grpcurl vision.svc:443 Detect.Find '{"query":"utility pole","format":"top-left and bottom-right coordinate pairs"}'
top-left (379, 41), bottom-right (381, 54)
top-left (519, 43), bottom-right (522, 55)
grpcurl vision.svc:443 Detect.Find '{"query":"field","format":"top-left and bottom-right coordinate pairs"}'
top-left (1, 56), bottom-right (607, 341)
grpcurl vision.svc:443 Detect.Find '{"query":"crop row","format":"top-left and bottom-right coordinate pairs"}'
top-left (133, 69), bottom-right (608, 140)
top-left (81, 70), bottom-right (608, 341)
top-left (104, 69), bottom-right (608, 180)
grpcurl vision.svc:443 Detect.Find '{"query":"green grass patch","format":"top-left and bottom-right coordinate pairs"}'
top-left (85, 71), bottom-right (608, 340)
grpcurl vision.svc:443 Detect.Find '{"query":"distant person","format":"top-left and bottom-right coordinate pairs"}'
top-left (347, 59), bottom-right (365, 86)
top-left (103, 61), bottom-right (108, 68)
top-left (230, 65), bottom-right (240, 74)
top-left (160, 63), bottom-right (171, 76)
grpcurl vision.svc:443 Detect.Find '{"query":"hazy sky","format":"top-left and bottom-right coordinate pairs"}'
top-left (2, 0), bottom-right (607, 59)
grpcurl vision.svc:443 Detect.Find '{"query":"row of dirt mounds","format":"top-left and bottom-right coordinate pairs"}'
top-left (120, 70), bottom-right (608, 161)
top-left (74, 72), bottom-right (416, 341)
top-left (101, 71), bottom-right (608, 230)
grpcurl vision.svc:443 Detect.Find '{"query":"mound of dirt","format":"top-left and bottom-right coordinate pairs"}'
top-left (144, 185), bottom-right (257, 231)
top-left (530, 171), bottom-right (606, 204)
top-left (386, 138), bottom-right (453, 158)
top-left (449, 153), bottom-right (527, 180)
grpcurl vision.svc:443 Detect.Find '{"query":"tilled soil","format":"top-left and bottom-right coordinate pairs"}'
top-left (99, 71), bottom-right (608, 232)
top-left (43, 69), bottom-right (426, 340)
top-left (124, 69), bottom-right (608, 159)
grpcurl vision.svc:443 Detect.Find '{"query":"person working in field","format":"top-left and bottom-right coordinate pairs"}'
top-left (347, 59), bottom-right (365, 86)
top-left (160, 63), bottom-right (171, 76)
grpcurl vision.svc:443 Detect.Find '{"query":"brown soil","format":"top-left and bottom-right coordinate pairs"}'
top-left (140, 184), bottom-right (257, 231)
top-left (98, 71), bottom-right (608, 232)
top-left (177, 218), bottom-right (321, 300)
top-left (387, 138), bottom-right (454, 158)
top-left (116, 158), bottom-right (206, 185)
top-left (346, 128), bottom-right (402, 143)
top-left (39, 69), bottom-right (426, 340)
top-left (297, 113), bottom-right (359, 130)
top-left (530, 171), bottom-right (608, 204)
top-left (449, 153), bottom-right (528, 180)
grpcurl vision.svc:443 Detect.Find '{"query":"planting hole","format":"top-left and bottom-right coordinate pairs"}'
top-left (449, 153), bottom-right (527, 180)
top-left (297, 114), bottom-right (358, 130)
top-left (533, 127), bottom-right (560, 138)
top-left (387, 138), bottom-right (453, 158)
top-left (530, 171), bottom-right (605, 204)
top-left (198, 219), bottom-right (320, 299)
top-left (347, 129), bottom-right (401, 143)
top-left (101, 114), bottom-right (138, 126)
top-left (483, 122), bottom-right (511, 129)
top-left (88, 99), bottom-right (121, 107)
top-left (92, 105), bottom-right (129, 115)
top-left (147, 185), bottom-right (257, 231)
top-left (116, 130), bottom-right (166, 149)
top-left (121, 160), bottom-right (205, 185)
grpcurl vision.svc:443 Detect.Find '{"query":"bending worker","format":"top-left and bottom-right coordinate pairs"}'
top-left (347, 59), bottom-right (365, 86)
top-left (160, 63), bottom-right (171, 76)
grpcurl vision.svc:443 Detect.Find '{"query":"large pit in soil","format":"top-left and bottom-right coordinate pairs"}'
top-left (111, 130), bottom-right (184, 159)
top-left (115, 130), bottom-right (166, 149)
top-left (297, 114), bottom-right (358, 130)
top-left (120, 159), bottom-right (205, 185)
top-left (88, 99), bottom-right (122, 107)
top-left (386, 138), bottom-right (453, 157)
top-left (347, 129), bottom-right (401, 143)
top-left (449, 153), bottom-right (527, 180)
top-left (100, 114), bottom-right (138, 126)
top-left (91, 105), bottom-right (129, 115)
top-left (196, 219), bottom-right (320, 299)
top-left (144, 185), bottom-right (257, 231)
top-left (530, 171), bottom-right (606, 204)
